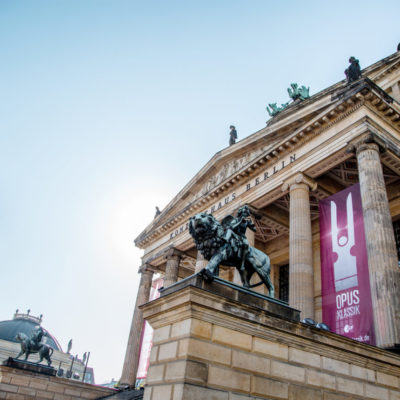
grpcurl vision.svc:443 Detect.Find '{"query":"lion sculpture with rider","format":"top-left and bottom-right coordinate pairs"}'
top-left (189, 205), bottom-right (274, 297)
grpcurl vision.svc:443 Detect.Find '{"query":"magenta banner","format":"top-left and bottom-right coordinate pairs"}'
top-left (319, 183), bottom-right (375, 345)
top-left (136, 277), bottom-right (164, 387)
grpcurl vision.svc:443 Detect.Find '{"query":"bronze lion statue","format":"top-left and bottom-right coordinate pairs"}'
top-left (189, 210), bottom-right (274, 297)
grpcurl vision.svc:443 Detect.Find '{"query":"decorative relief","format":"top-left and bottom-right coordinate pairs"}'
top-left (193, 147), bottom-right (267, 200)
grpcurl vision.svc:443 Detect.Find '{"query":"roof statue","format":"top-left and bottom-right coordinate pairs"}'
top-left (189, 205), bottom-right (274, 297)
top-left (287, 83), bottom-right (310, 101)
top-left (67, 339), bottom-right (72, 354)
top-left (229, 125), bottom-right (237, 146)
top-left (154, 206), bottom-right (161, 219)
top-left (15, 327), bottom-right (54, 366)
top-left (266, 102), bottom-right (289, 117)
top-left (345, 56), bottom-right (362, 83)
top-left (397, 42), bottom-right (400, 52)
top-left (267, 82), bottom-right (310, 118)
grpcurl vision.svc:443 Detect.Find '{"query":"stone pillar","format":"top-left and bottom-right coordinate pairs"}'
top-left (248, 228), bottom-right (266, 294)
top-left (232, 220), bottom-right (256, 285)
top-left (120, 265), bottom-right (154, 386)
top-left (195, 251), bottom-right (208, 273)
top-left (355, 140), bottom-right (400, 348)
top-left (246, 228), bottom-right (256, 246)
top-left (164, 249), bottom-right (182, 287)
top-left (282, 173), bottom-right (317, 319)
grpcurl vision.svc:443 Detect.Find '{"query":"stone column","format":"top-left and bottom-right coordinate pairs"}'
top-left (195, 251), bottom-right (208, 273)
top-left (164, 249), bottom-right (182, 287)
top-left (120, 265), bottom-right (154, 386)
top-left (232, 220), bottom-right (256, 285)
top-left (232, 217), bottom-right (256, 286)
top-left (248, 228), bottom-right (267, 294)
top-left (355, 139), bottom-right (400, 348)
top-left (246, 228), bottom-right (256, 246)
top-left (282, 173), bottom-right (317, 319)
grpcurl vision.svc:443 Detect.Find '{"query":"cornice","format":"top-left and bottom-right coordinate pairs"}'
top-left (370, 56), bottom-right (400, 83)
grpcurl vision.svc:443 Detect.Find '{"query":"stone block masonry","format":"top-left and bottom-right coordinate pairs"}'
top-left (0, 365), bottom-right (114, 399)
top-left (141, 275), bottom-right (400, 400)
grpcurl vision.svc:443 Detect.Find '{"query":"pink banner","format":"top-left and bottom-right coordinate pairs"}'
top-left (136, 277), bottom-right (163, 385)
top-left (319, 184), bottom-right (375, 345)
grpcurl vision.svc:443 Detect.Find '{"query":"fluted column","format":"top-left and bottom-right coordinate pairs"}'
top-left (164, 249), bottom-right (182, 287)
top-left (195, 251), bottom-right (208, 273)
top-left (248, 228), bottom-right (267, 294)
top-left (282, 173), bottom-right (317, 319)
top-left (120, 265), bottom-right (154, 386)
top-left (356, 140), bottom-right (400, 348)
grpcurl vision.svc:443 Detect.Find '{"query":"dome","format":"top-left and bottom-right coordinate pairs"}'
top-left (0, 313), bottom-right (62, 351)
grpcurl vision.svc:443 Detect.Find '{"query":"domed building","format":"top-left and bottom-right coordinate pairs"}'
top-left (0, 310), bottom-right (95, 384)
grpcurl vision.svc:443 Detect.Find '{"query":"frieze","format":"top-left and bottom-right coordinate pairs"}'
top-left (194, 146), bottom-right (268, 200)
top-left (170, 152), bottom-right (296, 240)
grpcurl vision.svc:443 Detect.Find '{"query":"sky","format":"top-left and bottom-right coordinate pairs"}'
top-left (0, 0), bottom-right (399, 384)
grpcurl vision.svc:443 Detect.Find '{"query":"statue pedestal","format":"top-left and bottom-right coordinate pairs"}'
top-left (160, 273), bottom-right (300, 321)
top-left (141, 273), bottom-right (400, 400)
top-left (2, 357), bottom-right (57, 376)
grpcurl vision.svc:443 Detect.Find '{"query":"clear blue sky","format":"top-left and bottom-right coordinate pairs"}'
top-left (0, 0), bottom-right (399, 384)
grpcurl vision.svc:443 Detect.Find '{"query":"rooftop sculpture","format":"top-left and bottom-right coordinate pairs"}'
top-left (287, 83), bottom-right (310, 101)
top-left (229, 125), bottom-right (237, 146)
top-left (267, 82), bottom-right (310, 118)
top-left (266, 102), bottom-right (289, 117)
top-left (189, 205), bottom-right (274, 297)
top-left (154, 206), bottom-right (161, 219)
top-left (345, 56), bottom-right (362, 83)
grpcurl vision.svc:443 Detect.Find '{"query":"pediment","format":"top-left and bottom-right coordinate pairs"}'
top-left (136, 51), bottom-right (400, 248)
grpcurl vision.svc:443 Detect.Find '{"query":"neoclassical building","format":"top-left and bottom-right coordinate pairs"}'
top-left (121, 49), bottom-right (400, 386)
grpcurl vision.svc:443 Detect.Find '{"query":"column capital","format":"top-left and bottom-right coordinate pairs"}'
top-left (165, 248), bottom-right (184, 260)
top-left (346, 132), bottom-right (387, 155)
top-left (282, 173), bottom-right (317, 192)
top-left (138, 263), bottom-right (156, 275)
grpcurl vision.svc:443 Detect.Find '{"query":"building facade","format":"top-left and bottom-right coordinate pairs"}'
top-left (121, 49), bottom-right (400, 386)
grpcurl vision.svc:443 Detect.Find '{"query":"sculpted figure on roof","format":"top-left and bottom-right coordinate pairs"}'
top-left (287, 83), bottom-right (310, 101)
top-left (345, 56), bottom-right (362, 83)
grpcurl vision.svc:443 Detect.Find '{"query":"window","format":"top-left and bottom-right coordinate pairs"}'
top-left (279, 264), bottom-right (289, 302)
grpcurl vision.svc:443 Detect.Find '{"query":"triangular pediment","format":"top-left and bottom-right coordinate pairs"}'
top-left (136, 51), bottom-right (400, 248)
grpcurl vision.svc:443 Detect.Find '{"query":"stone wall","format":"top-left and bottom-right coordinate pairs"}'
top-left (0, 365), bottom-right (114, 399)
top-left (141, 275), bottom-right (400, 400)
